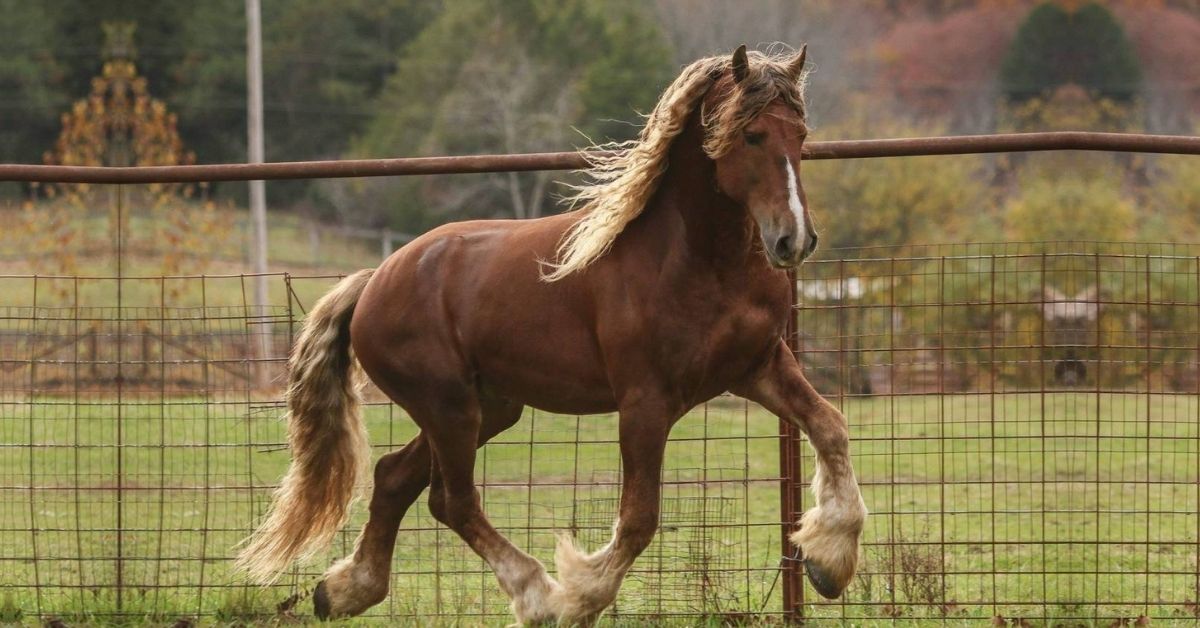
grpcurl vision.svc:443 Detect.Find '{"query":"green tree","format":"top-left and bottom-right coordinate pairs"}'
top-left (168, 0), bottom-right (438, 205)
top-left (0, 1), bottom-right (69, 176)
top-left (1001, 2), bottom-right (1141, 103)
top-left (803, 105), bottom-right (994, 253)
top-left (343, 0), bottom-right (672, 232)
top-left (2, 1), bottom-right (434, 206)
top-left (1004, 156), bottom-right (1135, 242)
top-left (1143, 151), bottom-right (1200, 243)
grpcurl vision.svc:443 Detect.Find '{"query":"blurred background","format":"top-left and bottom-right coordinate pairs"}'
top-left (2, 0), bottom-right (1199, 276)
top-left (3, 4), bottom-right (1200, 623)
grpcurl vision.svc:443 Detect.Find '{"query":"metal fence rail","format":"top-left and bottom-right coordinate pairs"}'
top-left (3, 131), bottom-right (1199, 184)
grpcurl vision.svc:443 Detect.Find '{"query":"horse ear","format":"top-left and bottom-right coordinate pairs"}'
top-left (731, 44), bottom-right (749, 83)
top-left (788, 44), bottom-right (808, 80)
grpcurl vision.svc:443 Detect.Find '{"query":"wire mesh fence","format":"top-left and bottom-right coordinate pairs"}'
top-left (794, 241), bottom-right (1200, 624)
top-left (0, 271), bottom-right (788, 625)
top-left (3, 241), bottom-right (1199, 625)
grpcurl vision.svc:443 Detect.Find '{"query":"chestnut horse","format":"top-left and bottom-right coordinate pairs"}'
top-left (236, 45), bottom-right (867, 625)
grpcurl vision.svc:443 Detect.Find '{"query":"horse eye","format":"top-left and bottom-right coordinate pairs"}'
top-left (745, 131), bottom-right (766, 146)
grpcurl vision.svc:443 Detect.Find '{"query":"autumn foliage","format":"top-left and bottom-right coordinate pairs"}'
top-left (877, 5), bottom-right (1025, 121)
top-left (23, 23), bottom-right (228, 281)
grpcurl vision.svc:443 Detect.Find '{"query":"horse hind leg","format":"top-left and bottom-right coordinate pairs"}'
top-left (421, 396), bottom-right (567, 625)
top-left (315, 397), bottom-right (523, 619)
top-left (314, 433), bottom-right (431, 619)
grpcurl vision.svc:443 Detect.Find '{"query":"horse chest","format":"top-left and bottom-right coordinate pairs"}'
top-left (655, 282), bottom-right (789, 395)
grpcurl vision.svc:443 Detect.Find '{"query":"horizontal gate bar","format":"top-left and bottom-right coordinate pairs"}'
top-left (2, 131), bottom-right (1198, 184)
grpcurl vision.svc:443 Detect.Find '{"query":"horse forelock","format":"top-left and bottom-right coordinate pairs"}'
top-left (703, 50), bottom-right (809, 158)
top-left (542, 48), bottom-right (810, 282)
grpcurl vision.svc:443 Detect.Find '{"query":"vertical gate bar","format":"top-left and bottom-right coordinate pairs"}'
top-left (780, 268), bottom-right (803, 621)
top-left (153, 276), bottom-right (167, 614)
top-left (115, 184), bottom-right (125, 613)
top-left (743, 396), bottom-right (751, 611)
top-left (836, 259), bottom-right (846, 614)
top-left (889, 256), bottom-right (898, 616)
top-left (1144, 255), bottom-right (1152, 617)
top-left (28, 275), bottom-right (42, 614)
top-left (1190, 255), bottom-right (1200, 624)
top-left (196, 277), bottom-right (212, 613)
top-left (989, 254), bottom-right (998, 620)
top-left (701, 395), bottom-right (710, 608)
top-left (282, 273), bottom-right (295, 596)
top-left (73, 276), bottom-right (85, 611)
top-left (938, 256), bottom-right (947, 617)
top-left (1094, 252), bottom-right (1102, 624)
top-left (1038, 251), bottom-right (1047, 624)
top-left (242, 276), bottom-right (257, 603)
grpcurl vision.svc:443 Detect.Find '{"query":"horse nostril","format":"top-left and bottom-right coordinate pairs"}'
top-left (775, 234), bottom-right (793, 259)
top-left (805, 232), bottom-right (819, 256)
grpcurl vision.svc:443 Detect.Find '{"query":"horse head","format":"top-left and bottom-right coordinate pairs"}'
top-left (706, 44), bottom-right (817, 268)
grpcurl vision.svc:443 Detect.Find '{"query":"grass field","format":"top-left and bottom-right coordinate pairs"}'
top-left (3, 391), bottom-right (1200, 626)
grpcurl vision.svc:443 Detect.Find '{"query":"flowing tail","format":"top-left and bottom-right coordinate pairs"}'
top-left (235, 269), bottom-right (376, 583)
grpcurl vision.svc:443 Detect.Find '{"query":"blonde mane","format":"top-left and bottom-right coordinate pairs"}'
top-left (541, 48), bottom-right (810, 282)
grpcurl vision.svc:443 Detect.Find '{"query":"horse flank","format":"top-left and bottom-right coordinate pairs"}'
top-left (542, 49), bottom-right (810, 282)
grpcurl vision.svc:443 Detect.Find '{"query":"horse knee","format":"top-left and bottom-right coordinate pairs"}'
top-left (815, 427), bottom-right (849, 456)
top-left (808, 409), bottom-right (849, 455)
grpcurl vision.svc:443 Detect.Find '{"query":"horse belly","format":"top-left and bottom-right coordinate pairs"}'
top-left (469, 309), bottom-right (617, 415)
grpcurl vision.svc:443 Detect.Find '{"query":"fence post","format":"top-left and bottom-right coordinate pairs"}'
top-left (780, 269), bottom-right (806, 622)
top-left (381, 229), bottom-right (393, 260)
top-left (308, 222), bottom-right (320, 264)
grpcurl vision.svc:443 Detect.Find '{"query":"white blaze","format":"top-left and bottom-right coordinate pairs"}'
top-left (785, 158), bottom-right (807, 237)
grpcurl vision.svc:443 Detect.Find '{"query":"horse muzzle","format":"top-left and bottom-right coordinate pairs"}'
top-left (764, 229), bottom-right (818, 268)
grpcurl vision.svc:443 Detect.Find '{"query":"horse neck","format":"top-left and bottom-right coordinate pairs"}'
top-left (633, 121), bottom-right (760, 273)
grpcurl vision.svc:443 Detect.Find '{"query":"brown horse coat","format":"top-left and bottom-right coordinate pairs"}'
top-left (236, 46), bottom-right (866, 626)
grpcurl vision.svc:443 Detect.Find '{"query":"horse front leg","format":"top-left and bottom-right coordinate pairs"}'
top-left (733, 340), bottom-right (867, 599)
top-left (551, 401), bottom-right (677, 626)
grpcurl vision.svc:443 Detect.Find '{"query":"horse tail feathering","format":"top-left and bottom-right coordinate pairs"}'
top-left (235, 268), bottom-right (376, 584)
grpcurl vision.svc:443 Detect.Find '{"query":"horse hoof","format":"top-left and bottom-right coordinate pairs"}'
top-left (313, 580), bottom-right (332, 620)
top-left (804, 560), bottom-right (844, 600)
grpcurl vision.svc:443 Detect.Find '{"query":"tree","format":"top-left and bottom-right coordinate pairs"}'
top-left (2, 1), bottom-right (434, 206)
top-left (802, 102), bottom-right (994, 252)
top-left (876, 5), bottom-right (1025, 133)
top-left (0, 1), bottom-right (69, 183)
top-left (342, 0), bottom-right (673, 232)
top-left (1114, 3), bottom-right (1200, 133)
top-left (24, 23), bottom-right (229, 282)
top-left (1001, 2), bottom-right (1142, 103)
top-left (1143, 150), bottom-right (1200, 243)
top-left (169, 0), bottom-right (438, 205)
top-left (1003, 161), bottom-right (1135, 242)
top-left (652, 0), bottom-right (883, 129)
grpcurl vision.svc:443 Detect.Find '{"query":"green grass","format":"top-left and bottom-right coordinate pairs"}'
top-left (3, 392), bottom-right (1200, 626)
